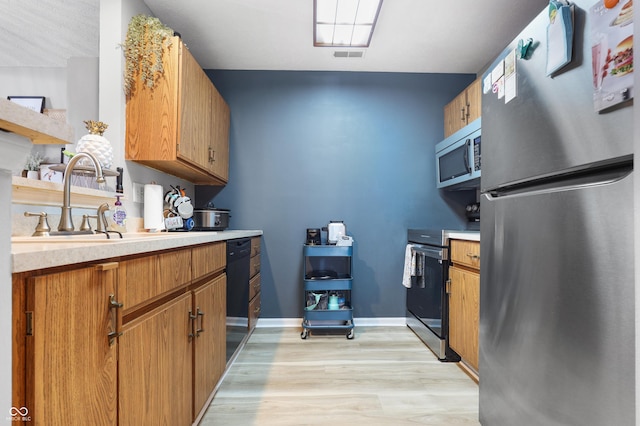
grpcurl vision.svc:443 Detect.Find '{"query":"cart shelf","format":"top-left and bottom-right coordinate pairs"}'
top-left (303, 279), bottom-right (352, 292)
top-left (303, 308), bottom-right (353, 322)
top-left (301, 244), bottom-right (354, 340)
top-left (303, 245), bottom-right (352, 257)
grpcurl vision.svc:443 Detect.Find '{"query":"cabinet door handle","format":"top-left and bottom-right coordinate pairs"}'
top-left (109, 294), bottom-right (124, 309)
top-left (466, 253), bottom-right (480, 260)
top-left (196, 308), bottom-right (205, 336)
top-left (188, 310), bottom-right (198, 339)
top-left (107, 330), bottom-right (123, 344)
top-left (208, 146), bottom-right (215, 163)
top-left (108, 294), bottom-right (123, 346)
top-left (460, 107), bottom-right (466, 122)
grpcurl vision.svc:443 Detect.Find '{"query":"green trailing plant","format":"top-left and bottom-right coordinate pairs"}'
top-left (122, 14), bottom-right (174, 96)
top-left (24, 151), bottom-right (44, 171)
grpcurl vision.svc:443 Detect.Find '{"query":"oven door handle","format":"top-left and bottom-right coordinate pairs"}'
top-left (411, 246), bottom-right (443, 260)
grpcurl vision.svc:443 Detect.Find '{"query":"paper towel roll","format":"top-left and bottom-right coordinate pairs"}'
top-left (144, 184), bottom-right (164, 231)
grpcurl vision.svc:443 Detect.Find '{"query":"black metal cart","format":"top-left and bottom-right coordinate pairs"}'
top-left (301, 244), bottom-right (354, 339)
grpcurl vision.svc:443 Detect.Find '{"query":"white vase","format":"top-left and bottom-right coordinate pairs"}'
top-left (76, 133), bottom-right (113, 169)
top-left (26, 170), bottom-right (39, 179)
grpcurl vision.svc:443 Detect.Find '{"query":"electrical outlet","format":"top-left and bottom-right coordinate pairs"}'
top-left (132, 182), bottom-right (145, 203)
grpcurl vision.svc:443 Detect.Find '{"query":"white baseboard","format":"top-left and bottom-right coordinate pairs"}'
top-left (255, 317), bottom-right (407, 328)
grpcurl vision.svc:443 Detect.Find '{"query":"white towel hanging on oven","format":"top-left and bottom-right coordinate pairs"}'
top-left (402, 244), bottom-right (416, 288)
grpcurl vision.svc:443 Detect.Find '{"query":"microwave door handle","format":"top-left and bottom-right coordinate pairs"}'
top-left (464, 139), bottom-right (471, 173)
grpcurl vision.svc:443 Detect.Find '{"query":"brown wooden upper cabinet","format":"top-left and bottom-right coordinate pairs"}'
top-left (443, 78), bottom-right (481, 138)
top-left (126, 36), bottom-right (229, 185)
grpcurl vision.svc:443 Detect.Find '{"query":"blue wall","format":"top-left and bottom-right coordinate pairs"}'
top-left (197, 70), bottom-right (475, 319)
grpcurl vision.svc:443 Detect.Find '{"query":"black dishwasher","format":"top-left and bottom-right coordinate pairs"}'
top-left (226, 238), bottom-right (251, 362)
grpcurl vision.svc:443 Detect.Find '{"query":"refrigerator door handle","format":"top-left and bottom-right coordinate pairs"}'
top-left (484, 159), bottom-right (632, 199)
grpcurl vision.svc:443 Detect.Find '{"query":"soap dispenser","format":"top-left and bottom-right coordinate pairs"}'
top-left (111, 195), bottom-right (127, 232)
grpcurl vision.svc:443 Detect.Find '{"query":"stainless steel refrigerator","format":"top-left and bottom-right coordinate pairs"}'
top-left (480, 2), bottom-right (634, 425)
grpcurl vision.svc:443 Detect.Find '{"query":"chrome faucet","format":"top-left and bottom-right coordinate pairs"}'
top-left (97, 203), bottom-right (110, 233)
top-left (57, 152), bottom-right (105, 232)
top-left (96, 202), bottom-right (123, 239)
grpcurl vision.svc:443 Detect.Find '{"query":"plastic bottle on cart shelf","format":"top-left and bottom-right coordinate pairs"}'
top-left (328, 294), bottom-right (340, 310)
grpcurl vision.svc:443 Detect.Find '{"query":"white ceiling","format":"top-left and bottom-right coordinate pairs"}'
top-left (0, 0), bottom-right (99, 68)
top-left (1, 0), bottom-right (548, 74)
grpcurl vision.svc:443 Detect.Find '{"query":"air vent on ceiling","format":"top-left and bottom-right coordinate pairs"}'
top-left (333, 50), bottom-right (365, 59)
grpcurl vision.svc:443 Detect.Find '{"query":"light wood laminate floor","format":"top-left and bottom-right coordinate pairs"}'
top-left (200, 326), bottom-right (480, 425)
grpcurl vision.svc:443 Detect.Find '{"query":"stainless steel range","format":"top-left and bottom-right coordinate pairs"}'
top-left (405, 229), bottom-right (460, 362)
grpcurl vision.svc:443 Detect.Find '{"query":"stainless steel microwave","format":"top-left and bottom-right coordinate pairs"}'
top-left (435, 118), bottom-right (481, 190)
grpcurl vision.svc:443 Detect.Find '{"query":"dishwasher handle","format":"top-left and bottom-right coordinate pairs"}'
top-left (227, 238), bottom-right (252, 260)
top-left (229, 248), bottom-right (251, 259)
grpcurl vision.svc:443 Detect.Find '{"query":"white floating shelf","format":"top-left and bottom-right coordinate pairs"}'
top-left (0, 98), bottom-right (73, 145)
top-left (12, 176), bottom-right (117, 208)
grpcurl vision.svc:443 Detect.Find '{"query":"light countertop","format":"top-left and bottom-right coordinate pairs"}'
top-left (11, 230), bottom-right (262, 273)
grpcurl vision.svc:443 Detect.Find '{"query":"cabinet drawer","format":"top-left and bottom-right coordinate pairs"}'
top-left (192, 242), bottom-right (225, 280)
top-left (119, 249), bottom-right (191, 313)
top-left (249, 292), bottom-right (261, 331)
top-left (250, 237), bottom-right (261, 257)
top-left (450, 240), bottom-right (480, 270)
top-left (250, 254), bottom-right (261, 278)
top-left (249, 273), bottom-right (261, 300)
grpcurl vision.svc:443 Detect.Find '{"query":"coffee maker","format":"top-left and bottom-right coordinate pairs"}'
top-left (306, 228), bottom-right (321, 245)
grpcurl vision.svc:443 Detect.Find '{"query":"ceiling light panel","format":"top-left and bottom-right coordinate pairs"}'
top-left (315, 24), bottom-right (335, 44)
top-left (335, 0), bottom-right (358, 23)
top-left (333, 24), bottom-right (354, 45)
top-left (314, 0), bottom-right (383, 48)
top-left (351, 25), bottom-right (372, 45)
top-left (355, 0), bottom-right (379, 24)
top-left (316, 0), bottom-right (338, 22)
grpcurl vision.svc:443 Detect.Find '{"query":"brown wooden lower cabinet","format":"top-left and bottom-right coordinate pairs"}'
top-left (448, 266), bottom-right (480, 371)
top-left (448, 239), bottom-right (480, 375)
top-left (24, 263), bottom-right (118, 425)
top-left (248, 273), bottom-right (261, 331)
top-left (13, 241), bottom-right (228, 425)
top-left (119, 292), bottom-right (193, 426)
top-left (249, 237), bottom-right (261, 333)
top-left (192, 273), bottom-right (226, 419)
